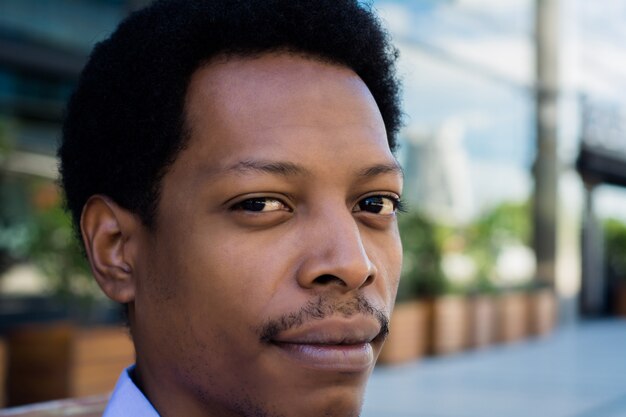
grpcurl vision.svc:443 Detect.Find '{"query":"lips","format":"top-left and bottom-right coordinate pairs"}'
top-left (268, 316), bottom-right (382, 372)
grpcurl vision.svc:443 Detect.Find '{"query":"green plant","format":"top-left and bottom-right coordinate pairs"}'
top-left (396, 211), bottom-right (445, 301)
top-left (464, 200), bottom-right (532, 291)
top-left (0, 118), bottom-right (91, 294)
top-left (0, 118), bottom-right (20, 273)
top-left (605, 218), bottom-right (626, 281)
top-left (24, 182), bottom-right (95, 299)
top-left (0, 175), bottom-right (100, 304)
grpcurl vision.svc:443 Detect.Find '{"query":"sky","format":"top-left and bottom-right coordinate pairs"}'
top-left (373, 0), bottom-right (626, 221)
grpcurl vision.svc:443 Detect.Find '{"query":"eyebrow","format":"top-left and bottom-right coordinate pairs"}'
top-left (225, 159), bottom-right (311, 177)
top-left (213, 159), bottom-right (403, 180)
top-left (356, 162), bottom-right (404, 179)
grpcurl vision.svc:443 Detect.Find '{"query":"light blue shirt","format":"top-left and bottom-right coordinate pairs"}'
top-left (103, 366), bottom-right (160, 417)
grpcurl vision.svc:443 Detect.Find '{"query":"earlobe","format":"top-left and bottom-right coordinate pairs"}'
top-left (80, 195), bottom-right (141, 303)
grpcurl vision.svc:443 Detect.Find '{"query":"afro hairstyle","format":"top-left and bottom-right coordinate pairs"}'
top-left (59, 0), bottom-right (403, 234)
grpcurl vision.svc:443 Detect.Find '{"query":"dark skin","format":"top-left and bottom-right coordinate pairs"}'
top-left (81, 53), bottom-right (403, 417)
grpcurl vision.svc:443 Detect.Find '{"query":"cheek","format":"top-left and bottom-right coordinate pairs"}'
top-left (372, 230), bottom-right (403, 306)
top-left (166, 229), bottom-right (292, 319)
top-left (135, 233), bottom-right (279, 370)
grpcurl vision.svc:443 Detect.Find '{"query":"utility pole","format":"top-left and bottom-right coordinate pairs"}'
top-left (580, 181), bottom-right (605, 315)
top-left (533, 0), bottom-right (559, 287)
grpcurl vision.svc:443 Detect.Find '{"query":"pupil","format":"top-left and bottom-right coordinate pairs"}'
top-left (242, 199), bottom-right (266, 211)
top-left (362, 197), bottom-right (384, 213)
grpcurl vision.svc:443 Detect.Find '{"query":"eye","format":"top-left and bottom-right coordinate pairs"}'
top-left (231, 197), bottom-right (290, 213)
top-left (354, 195), bottom-right (401, 215)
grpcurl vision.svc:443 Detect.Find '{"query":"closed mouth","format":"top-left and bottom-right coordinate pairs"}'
top-left (267, 316), bottom-right (383, 372)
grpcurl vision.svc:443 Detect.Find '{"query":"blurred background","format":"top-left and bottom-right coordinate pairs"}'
top-left (0, 0), bottom-right (624, 413)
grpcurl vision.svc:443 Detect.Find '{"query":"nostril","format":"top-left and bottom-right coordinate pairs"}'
top-left (363, 274), bottom-right (375, 287)
top-left (313, 274), bottom-right (345, 286)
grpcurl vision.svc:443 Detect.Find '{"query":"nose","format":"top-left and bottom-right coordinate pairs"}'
top-left (296, 208), bottom-right (377, 291)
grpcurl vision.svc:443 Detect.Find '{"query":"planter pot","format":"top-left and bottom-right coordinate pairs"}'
top-left (0, 296), bottom-right (125, 338)
top-left (614, 282), bottom-right (626, 317)
top-left (528, 289), bottom-right (558, 336)
top-left (69, 327), bottom-right (135, 397)
top-left (377, 300), bottom-right (429, 365)
top-left (496, 292), bottom-right (529, 344)
top-left (6, 323), bottom-right (134, 406)
top-left (7, 323), bottom-right (72, 406)
top-left (0, 296), bottom-right (69, 336)
top-left (430, 295), bottom-right (469, 356)
top-left (468, 295), bottom-right (497, 349)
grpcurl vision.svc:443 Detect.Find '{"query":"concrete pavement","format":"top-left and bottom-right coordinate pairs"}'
top-left (363, 320), bottom-right (626, 417)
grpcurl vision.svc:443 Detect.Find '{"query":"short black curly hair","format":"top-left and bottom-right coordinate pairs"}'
top-left (59, 0), bottom-right (402, 233)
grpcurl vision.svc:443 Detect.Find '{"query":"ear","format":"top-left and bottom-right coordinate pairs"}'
top-left (80, 195), bottom-right (142, 303)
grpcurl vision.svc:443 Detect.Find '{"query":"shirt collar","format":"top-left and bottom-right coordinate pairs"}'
top-left (103, 365), bottom-right (160, 417)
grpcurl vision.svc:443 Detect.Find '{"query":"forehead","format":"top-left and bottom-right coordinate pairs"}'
top-left (188, 54), bottom-right (386, 138)
top-left (186, 53), bottom-right (381, 118)
top-left (177, 53), bottom-right (394, 181)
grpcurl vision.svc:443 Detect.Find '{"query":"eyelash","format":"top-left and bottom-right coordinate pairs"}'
top-left (230, 197), bottom-right (292, 213)
top-left (230, 194), bottom-right (405, 215)
top-left (397, 198), bottom-right (407, 213)
top-left (354, 194), bottom-right (405, 215)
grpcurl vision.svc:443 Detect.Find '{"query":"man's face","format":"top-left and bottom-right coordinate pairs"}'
top-left (131, 54), bottom-right (403, 417)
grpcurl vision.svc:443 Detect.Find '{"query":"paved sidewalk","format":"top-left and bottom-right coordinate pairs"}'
top-left (363, 320), bottom-right (626, 417)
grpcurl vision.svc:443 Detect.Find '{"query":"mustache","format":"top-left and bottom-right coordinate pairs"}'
top-left (258, 294), bottom-right (389, 343)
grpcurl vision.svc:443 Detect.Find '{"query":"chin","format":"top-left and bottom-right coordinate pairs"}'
top-left (319, 397), bottom-right (363, 417)
top-left (291, 383), bottom-right (366, 417)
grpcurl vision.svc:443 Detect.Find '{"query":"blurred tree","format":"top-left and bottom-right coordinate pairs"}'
top-left (397, 201), bottom-right (532, 300)
top-left (470, 201), bottom-right (531, 248)
top-left (462, 200), bottom-right (532, 292)
top-left (0, 118), bottom-right (99, 308)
